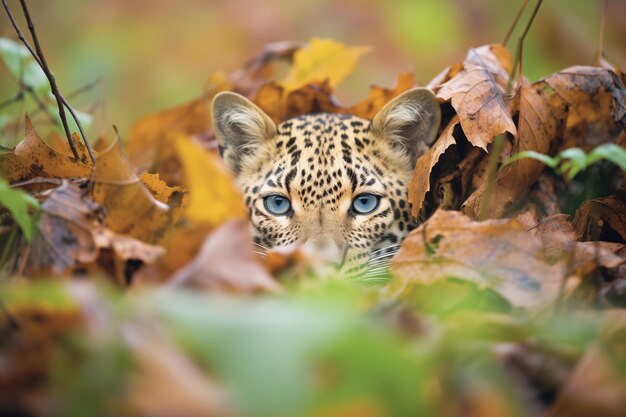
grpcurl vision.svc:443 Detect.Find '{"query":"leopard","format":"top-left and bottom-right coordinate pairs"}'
top-left (211, 87), bottom-right (441, 278)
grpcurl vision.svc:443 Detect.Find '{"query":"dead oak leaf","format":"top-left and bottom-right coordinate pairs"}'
top-left (436, 44), bottom-right (517, 150)
top-left (389, 210), bottom-right (562, 309)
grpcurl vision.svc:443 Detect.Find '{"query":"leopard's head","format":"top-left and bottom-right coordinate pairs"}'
top-left (212, 88), bottom-right (440, 275)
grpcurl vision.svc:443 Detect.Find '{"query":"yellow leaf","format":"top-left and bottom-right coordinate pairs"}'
top-left (175, 137), bottom-right (246, 227)
top-left (281, 38), bottom-right (371, 93)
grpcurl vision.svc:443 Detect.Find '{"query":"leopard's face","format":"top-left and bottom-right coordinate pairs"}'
top-left (212, 88), bottom-right (440, 273)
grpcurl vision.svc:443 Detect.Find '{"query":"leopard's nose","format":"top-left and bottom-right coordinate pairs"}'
top-left (300, 239), bottom-right (347, 268)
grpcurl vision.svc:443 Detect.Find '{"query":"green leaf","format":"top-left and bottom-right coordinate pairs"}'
top-left (0, 37), bottom-right (50, 94)
top-left (0, 177), bottom-right (40, 240)
top-left (586, 144), bottom-right (626, 172)
top-left (501, 150), bottom-right (560, 169)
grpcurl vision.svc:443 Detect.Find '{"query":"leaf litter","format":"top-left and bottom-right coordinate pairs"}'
top-left (0, 30), bottom-right (626, 417)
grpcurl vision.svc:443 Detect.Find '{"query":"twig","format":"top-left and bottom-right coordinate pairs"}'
top-left (502, 0), bottom-right (530, 47)
top-left (506, 0), bottom-right (544, 95)
top-left (21, 83), bottom-right (58, 125)
top-left (0, 92), bottom-right (23, 111)
top-left (595, 0), bottom-right (609, 66)
top-left (66, 77), bottom-right (102, 100)
top-left (1, 0), bottom-right (96, 163)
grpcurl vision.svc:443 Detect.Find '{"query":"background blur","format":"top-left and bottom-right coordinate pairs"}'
top-left (1, 0), bottom-right (625, 142)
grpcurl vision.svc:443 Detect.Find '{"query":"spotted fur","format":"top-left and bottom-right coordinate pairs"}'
top-left (212, 88), bottom-right (441, 277)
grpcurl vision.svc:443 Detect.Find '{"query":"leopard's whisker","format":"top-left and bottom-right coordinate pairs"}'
top-left (367, 251), bottom-right (399, 263)
top-left (368, 244), bottom-right (404, 257)
top-left (252, 250), bottom-right (268, 257)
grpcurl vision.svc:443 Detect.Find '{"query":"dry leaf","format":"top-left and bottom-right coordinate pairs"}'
top-left (167, 220), bottom-right (280, 294)
top-left (572, 190), bottom-right (626, 243)
top-left (464, 81), bottom-right (568, 218)
top-left (0, 116), bottom-right (93, 183)
top-left (389, 210), bottom-right (562, 309)
top-left (92, 139), bottom-right (176, 244)
top-left (281, 38), bottom-right (371, 93)
top-left (23, 181), bottom-right (99, 275)
top-left (436, 44), bottom-right (517, 149)
top-left (408, 116), bottom-right (459, 217)
top-left (175, 137), bottom-right (246, 228)
top-left (543, 66), bottom-right (626, 150)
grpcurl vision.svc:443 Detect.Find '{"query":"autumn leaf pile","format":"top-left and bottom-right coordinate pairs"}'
top-left (2, 35), bottom-right (626, 417)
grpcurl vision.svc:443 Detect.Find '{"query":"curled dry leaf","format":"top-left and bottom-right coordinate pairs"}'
top-left (167, 220), bottom-right (280, 294)
top-left (389, 210), bottom-right (562, 309)
top-left (463, 81), bottom-right (568, 219)
top-left (543, 66), bottom-right (626, 150)
top-left (0, 116), bottom-right (93, 184)
top-left (435, 44), bottom-right (517, 150)
top-left (93, 139), bottom-right (180, 244)
top-left (572, 190), bottom-right (626, 243)
top-left (23, 181), bottom-right (99, 275)
top-left (408, 116), bottom-right (459, 217)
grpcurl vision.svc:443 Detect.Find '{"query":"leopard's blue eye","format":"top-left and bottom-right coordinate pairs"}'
top-left (263, 194), bottom-right (291, 216)
top-left (351, 193), bottom-right (380, 215)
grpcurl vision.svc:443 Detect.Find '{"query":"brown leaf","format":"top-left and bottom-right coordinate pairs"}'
top-left (0, 116), bottom-right (93, 184)
top-left (436, 44), bottom-right (517, 149)
top-left (127, 97), bottom-right (216, 184)
top-left (92, 139), bottom-right (178, 244)
top-left (546, 346), bottom-right (626, 417)
top-left (572, 190), bottom-right (626, 243)
top-left (23, 181), bottom-right (99, 275)
top-left (408, 116), bottom-right (459, 217)
top-left (543, 66), bottom-right (626, 150)
top-left (125, 324), bottom-right (229, 417)
top-left (389, 210), bottom-right (562, 309)
top-left (166, 220), bottom-right (280, 294)
top-left (463, 80), bottom-right (567, 219)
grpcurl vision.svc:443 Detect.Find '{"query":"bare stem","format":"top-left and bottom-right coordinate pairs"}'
top-left (503, 0), bottom-right (530, 47)
top-left (595, 0), bottom-right (609, 65)
top-left (507, 0), bottom-right (544, 95)
top-left (1, 0), bottom-right (96, 163)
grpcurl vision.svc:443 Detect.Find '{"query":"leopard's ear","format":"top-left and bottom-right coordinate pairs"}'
top-left (211, 92), bottom-right (277, 174)
top-left (370, 87), bottom-right (441, 166)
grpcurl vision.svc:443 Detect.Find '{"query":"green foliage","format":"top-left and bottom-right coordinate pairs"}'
top-left (0, 177), bottom-right (40, 241)
top-left (0, 37), bottom-right (50, 94)
top-left (502, 144), bottom-right (626, 181)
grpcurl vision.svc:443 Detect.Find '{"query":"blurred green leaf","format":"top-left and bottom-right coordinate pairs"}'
top-left (0, 177), bottom-right (40, 240)
top-left (0, 37), bottom-right (50, 94)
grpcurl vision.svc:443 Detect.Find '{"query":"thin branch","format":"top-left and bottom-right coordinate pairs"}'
top-left (502, 0), bottom-right (530, 47)
top-left (506, 0), bottom-right (544, 95)
top-left (595, 0), bottom-right (609, 66)
top-left (1, 0), bottom-right (96, 163)
top-left (0, 92), bottom-right (23, 111)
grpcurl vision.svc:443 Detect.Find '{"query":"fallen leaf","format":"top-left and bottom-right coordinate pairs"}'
top-left (124, 323), bottom-right (229, 417)
top-left (408, 116), bottom-right (459, 217)
top-left (281, 38), bottom-right (371, 93)
top-left (0, 116), bottom-right (93, 184)
top-left (23, 181), bottom-right (99, 275)
top-left (127, 97), bottom-right (216, 184)
top-left (92, 139), bottom-right (175, 244)
top-left (166, 220), bottom-right (280, 294)
top-left (175, 137), bottom-right (246, 228)
top-left (436, 44), bottom-right (517, 150)
top-left (543, 66), bottom-right (626, 150)
top-left (572, 190), bottom-right (626, 243)
top-left (389, 210), bottom-right (562, 309)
